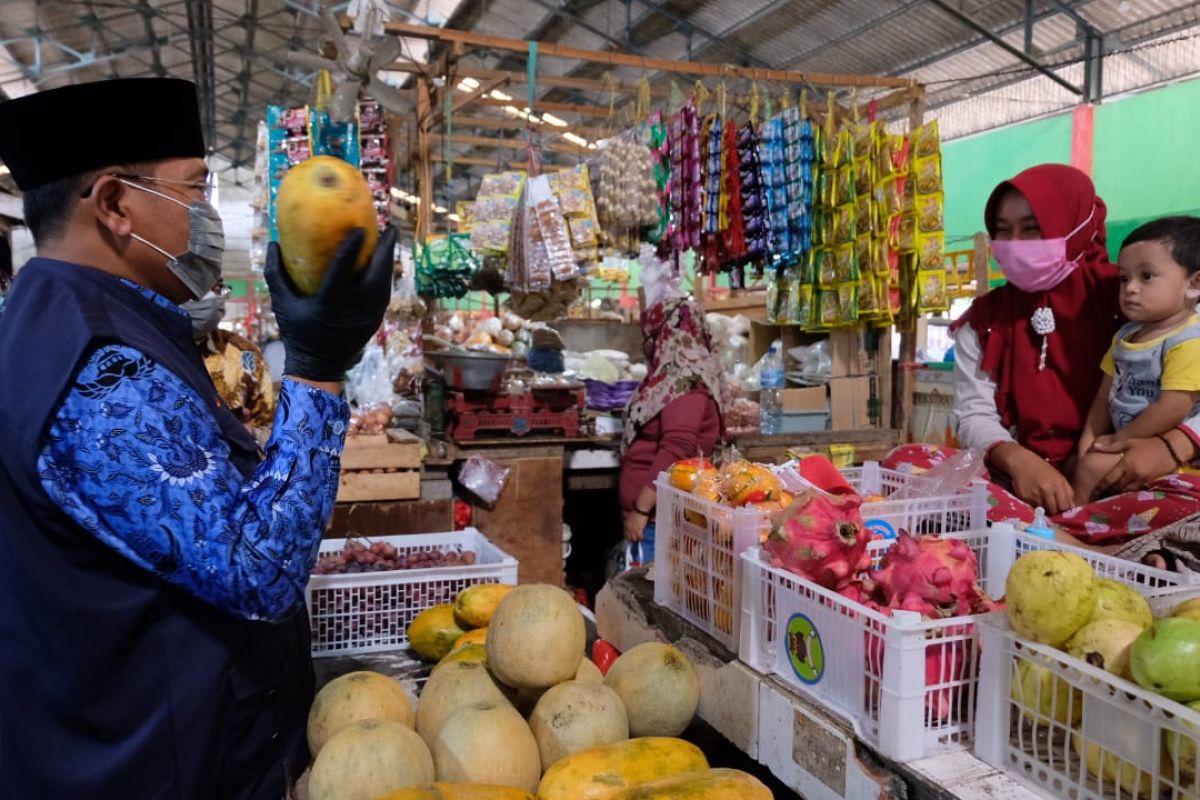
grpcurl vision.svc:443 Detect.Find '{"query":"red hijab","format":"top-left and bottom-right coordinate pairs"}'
top-left (953, 164), bottom-right (1121, 465)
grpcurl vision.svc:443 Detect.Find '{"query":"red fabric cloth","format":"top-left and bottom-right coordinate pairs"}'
top-left (952, 164), bottom-right (1121, 466)
top-left (619, 390), bottom-right (721, 515)
top-left (884, 444), bottom-right (1200, 546)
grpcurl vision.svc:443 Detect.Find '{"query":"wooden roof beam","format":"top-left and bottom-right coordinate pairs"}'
top-left (348, 18), bottom-right (918, 91)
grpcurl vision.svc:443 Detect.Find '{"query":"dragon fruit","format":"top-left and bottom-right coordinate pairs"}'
top-left (869, 533), bottom-right (996, 618)
top-left (864, 613), bottom-right (975, 723)
top-left (764, 489), bottom-right (869, 589)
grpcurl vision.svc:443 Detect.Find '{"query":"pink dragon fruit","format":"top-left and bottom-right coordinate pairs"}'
top-left (764, 490), bottom-right (869, 589)
top-left (868, 533), bottom-right (996, 618)
top-left (864, 613), bottom-right (975, 723)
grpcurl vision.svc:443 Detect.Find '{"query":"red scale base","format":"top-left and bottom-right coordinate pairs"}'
top-left (446, 387), bottom-right (586, 440)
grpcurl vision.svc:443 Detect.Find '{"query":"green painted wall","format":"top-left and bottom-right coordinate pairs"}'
top-left (941, 76), bottom-right (1200, 259)
top-left (941, 113), bottom-right (1074, 244)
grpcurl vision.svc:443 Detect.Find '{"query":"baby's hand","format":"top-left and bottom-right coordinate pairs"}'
top-left (1091, 434), bottom-right (1119, 451)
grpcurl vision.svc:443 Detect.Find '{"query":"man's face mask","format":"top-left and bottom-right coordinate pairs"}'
top-left (182, 291), bottom-right (227, 339)
top-left (121, 177), bottom-right (225, 299)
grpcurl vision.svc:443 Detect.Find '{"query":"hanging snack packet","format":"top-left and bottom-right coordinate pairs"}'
top-left (913, 155), bottom-right (942, 196)
top-left (918, 194), bottom-right (945, 234)
top-left (858, 272), bottom-right (878, 315)
top-left (898, 214), bottom-right (918, 252)
top-left (834, 243), bottom-right (858, 283)
top-left (856, 194), bottom-right (874, 236)
top-left (855, 233), bottom-right (874, 274)
top-left (817, 247), bottom-right (837, 287)
top-left (838, 282), bottom-right (859, 326)
top-left (919, 269), bottom-right (949, 313)
top-left (854, 157), bottom-right (872, 196)
top-left (917, 230), bottom-right (946, 272)
top-left (912, 120), bottom-right (940, 159)
top-left (835, 204), bottom-right (856, 244)
top-left (819, 288), bottom-right (840, 328)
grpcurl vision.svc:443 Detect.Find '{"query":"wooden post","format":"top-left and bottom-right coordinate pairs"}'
top-left (415, 75), bottom-right (434, 244)
top-left (895, 88), bottom-right (926, 436)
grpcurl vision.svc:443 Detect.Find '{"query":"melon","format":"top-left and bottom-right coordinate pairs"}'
top-left (307, 670), bottom-right (415, 756)
top-left (309, 719), bottom-right (434, 800)
top-left (455, 583), bottom-right (514, 628)
top-left (409, 604), bottom-right (470, 661)
top-left (486, 584), bottom-right (585, 689)
top-left (276, 155), bottom-right (378, 295)
top-left (603, 643), bottom-right (700, 737)
top-left (536, 738), bottom-right (709, 800)
top-left (376, 785), bottom-right (535, 800)
top-left (514, 658), bottom-right (605, 716)
top-left (416, 659), bottom-right (514, 745)
top-left (529, 680), bottom-right (630, 771)
top-left (431, 701), bottom-right (542, 793)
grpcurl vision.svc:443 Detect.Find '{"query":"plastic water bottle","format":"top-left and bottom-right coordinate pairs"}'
top-left (760, 344), bottom-right (785, 435)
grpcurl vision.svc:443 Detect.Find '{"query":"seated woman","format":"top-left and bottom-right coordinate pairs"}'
top-left (887, 164), bottom-right (1200, 547)
top-left (619, 255), bottom-right (726, 566)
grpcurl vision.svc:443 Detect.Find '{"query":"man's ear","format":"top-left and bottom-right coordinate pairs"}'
top-left (86, 174), bottom-right (135, 239)
top-left (1188, 272), bottom-right (1200, 302)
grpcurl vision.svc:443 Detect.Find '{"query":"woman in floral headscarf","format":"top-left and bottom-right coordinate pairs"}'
top-left (619, 295), bottom-right (727, 565)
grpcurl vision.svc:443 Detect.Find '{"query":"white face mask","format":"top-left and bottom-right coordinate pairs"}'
top-left (121, 179), bottom-right (225, 299)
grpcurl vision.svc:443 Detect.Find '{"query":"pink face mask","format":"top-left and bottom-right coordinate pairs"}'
top-left (991, 209), bottom-right (1095, 293)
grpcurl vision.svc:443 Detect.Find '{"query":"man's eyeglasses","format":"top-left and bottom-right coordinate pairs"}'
top-left (81, 173), bottom-right (213, 202)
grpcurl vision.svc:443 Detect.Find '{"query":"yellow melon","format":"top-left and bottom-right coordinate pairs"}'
top-left (514, 658), bottom-right (605, 716)
top-left (604, 644), bottom-right (699, 737)
top-left (416, 659), bottom-right (514, 745)
top-left (430, 701), bottom-right (542, 793)
top-left (529, 680), bottom-right (630, 771)
top-left (486, 584), bottom-right (585, 689)
top-left (276, 155), bottom-right (378, 295)
top-left (308, 719), bottom-right (434, 800)
top-left (307, 670), bottom-right (414, 756)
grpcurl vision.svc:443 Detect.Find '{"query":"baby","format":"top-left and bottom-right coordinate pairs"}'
top-left (1073, 216), bottom-right (1200, 505)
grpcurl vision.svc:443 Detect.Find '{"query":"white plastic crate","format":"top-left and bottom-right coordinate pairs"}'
top-left (737, 524), bottom-right (1194, 762)
top-left (306, 528), bottom-right (518, 657)
top-left (976, 592), bottom-right (1200, 800)
top-left (652, 461), bottom-right (989, 650)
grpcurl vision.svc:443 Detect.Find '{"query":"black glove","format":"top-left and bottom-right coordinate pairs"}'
top-left (266, 226), bottom-right (397, 382)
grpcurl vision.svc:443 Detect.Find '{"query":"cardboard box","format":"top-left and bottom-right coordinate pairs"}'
top-left (780, 386), bottom-right (828, 413)
top-left (829, 330), bottom-right (875, 377)
top-left (829, 376), bottom-right (879, 430)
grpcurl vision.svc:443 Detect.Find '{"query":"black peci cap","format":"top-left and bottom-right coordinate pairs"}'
top-left (0, 78), bottom-right (206, 191)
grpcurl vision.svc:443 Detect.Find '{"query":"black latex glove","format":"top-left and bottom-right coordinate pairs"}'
top-left (265, 226), bottom-right (397, 382)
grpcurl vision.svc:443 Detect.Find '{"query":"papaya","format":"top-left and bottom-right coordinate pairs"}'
top-left (536, 738), bottom-right (709, 800)
top-left (275, 155), bottom-right (378, 295)
top-left (409, 604), bottom-right (469, 661)
top-left (455, 583), bottom-right (514, 628)
top-left (607, 768), bottom-right (773, 799)
top-left (451, 627), bottom-right (488, 650)
top-left (440, 644), bottom-right (488, 667)
top-left (376, 785), bottom-right (534, 800)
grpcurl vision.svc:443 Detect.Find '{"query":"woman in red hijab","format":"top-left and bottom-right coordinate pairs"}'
top-left (888, 164), bottom-right (1200, 547)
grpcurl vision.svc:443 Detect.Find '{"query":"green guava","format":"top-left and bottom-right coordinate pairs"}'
top-left (1131, 618), bottom-right (1200, 702)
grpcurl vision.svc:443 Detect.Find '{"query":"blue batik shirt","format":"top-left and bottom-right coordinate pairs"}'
top-left (37, 282), bottom-right (349, 622)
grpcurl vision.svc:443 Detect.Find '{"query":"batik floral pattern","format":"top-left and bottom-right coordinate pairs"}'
top-left (38, 343), bottom-right (348, 621)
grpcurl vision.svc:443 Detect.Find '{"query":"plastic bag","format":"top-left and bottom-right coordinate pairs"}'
top-left (888, 448), bottom-right (986, 501)
top-left (787, 340), bottom-right (831, 384)
top-left (458, 454), bottom-right (512, 507)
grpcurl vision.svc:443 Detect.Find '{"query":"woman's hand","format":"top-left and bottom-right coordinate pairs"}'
top-left (990, 442), bottom-right (1076, 514)
top-left (623, 510), bottom-right (649, 542)
top-left (1092, 431), bottom-right (1194, 495)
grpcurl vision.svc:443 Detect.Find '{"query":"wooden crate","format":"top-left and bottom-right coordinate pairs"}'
top-left (337, 430), bottom-right (423, 502)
